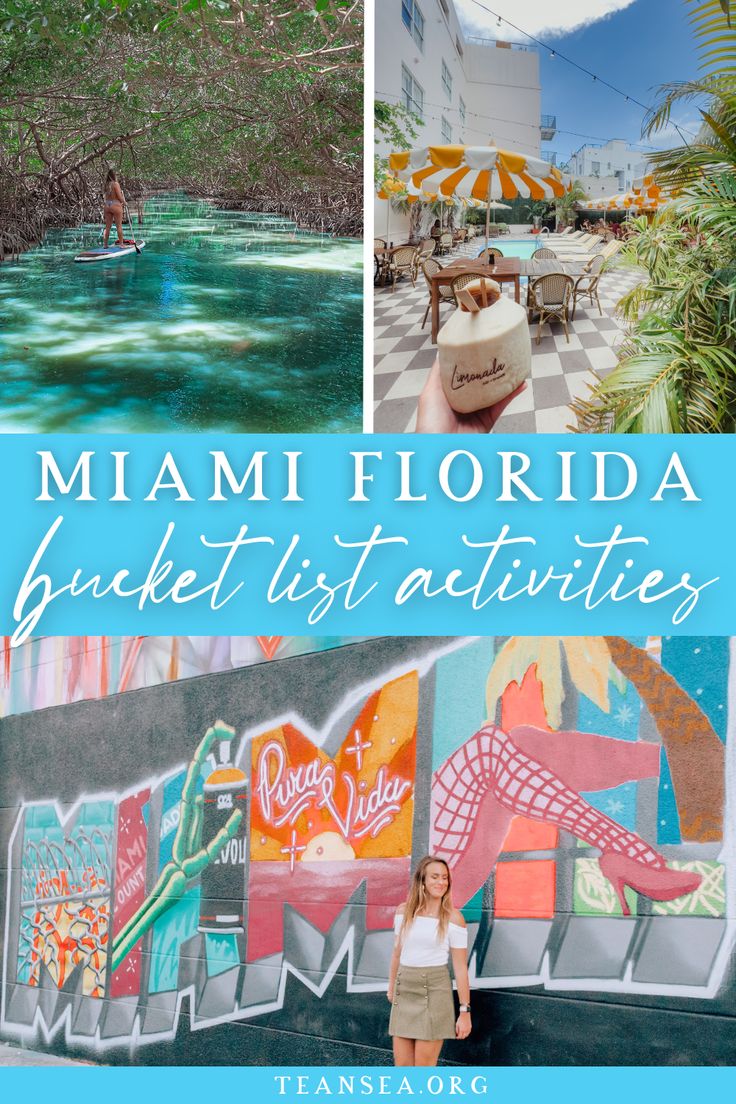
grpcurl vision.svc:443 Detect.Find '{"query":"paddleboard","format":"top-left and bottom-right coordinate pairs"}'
top-left (74, 240), bottom-right (146, 263)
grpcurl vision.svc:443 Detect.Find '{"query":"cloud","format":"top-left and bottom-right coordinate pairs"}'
top-left (645, 112), bottom-right (703, 148)
top-left (454, 0), bottom-right (638, 40)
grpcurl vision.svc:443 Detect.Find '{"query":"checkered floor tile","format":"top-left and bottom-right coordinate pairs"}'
top-left (373, 240), bottom-right (642, 434)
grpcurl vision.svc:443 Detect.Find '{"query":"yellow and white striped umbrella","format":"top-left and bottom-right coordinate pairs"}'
top-left (632, 174), bottom-right (662, 198)
top-left (389, 144), bottom-right (566, 203)
top-left (592, 189), bottom-right (664, 212)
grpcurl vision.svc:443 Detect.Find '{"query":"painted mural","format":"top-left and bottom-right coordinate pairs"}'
top-left (0, 635), bottom-right (362, 717)
top-left (1, 636), bottom-right (734, 1056)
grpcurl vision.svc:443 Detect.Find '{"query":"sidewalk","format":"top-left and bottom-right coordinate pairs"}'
top-left (0, 1040), bottom-right (99, 1066)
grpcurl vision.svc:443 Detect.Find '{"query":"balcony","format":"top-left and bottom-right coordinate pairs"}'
top-left (466, 36), bottom-right (536, 52)
top-left (540, 114), bottom-right (557, 141)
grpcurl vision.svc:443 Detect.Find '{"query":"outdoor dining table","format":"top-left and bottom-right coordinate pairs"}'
top-left (429, 257), bottom-right (521, 343)
top-left (519, 258), bottom-right (589, 278)
top-left (429, 257), bottom-right (593, 342)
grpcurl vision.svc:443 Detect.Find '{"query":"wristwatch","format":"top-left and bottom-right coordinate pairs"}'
top-left (458, 1004), bottom-right (471, 1013)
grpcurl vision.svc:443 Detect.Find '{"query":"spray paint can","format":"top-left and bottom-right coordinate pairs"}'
top-left (198, 721), bottom-right (248, 934)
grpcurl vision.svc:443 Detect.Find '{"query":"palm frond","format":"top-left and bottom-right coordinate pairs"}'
top-left (687, 0), bottom-right (736, 72)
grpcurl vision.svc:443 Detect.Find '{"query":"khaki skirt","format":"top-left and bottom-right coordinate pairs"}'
top-left (389, 964), bottom-right (456, 1041)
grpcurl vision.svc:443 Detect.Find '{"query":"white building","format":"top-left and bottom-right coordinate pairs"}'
top-left (575, 174), bottom-right (627, 204)
top-left (375, 0), bottom-right (549, 237)
top-left (565, 139), bottom-right (649, 195)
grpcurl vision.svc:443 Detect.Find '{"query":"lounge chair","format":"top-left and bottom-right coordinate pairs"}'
top-left (599, 240), bottom-right (623, 261)
top-left (577, 233), bottom-right (600, 247)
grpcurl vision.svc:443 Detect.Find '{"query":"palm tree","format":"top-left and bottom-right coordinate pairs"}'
top-left (553, 179), bottom-right (588, 229)
top-left (572, 0), bottom-right (736, 433)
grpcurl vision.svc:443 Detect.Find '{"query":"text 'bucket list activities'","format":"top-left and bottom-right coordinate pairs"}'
top-left (0, 435), bottom-right (734, 643)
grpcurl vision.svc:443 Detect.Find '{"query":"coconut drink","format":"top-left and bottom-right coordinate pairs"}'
top-left (437, 278), bottom-right (531, 414)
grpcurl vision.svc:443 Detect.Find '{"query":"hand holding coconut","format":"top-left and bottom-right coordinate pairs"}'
top-left (416, 359), bottom-right (526, 434)
top-left (435, 278), bottom-right (532, 416)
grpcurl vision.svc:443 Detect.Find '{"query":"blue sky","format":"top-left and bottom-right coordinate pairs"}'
top-left (455, 0), bottom-right (703, 164)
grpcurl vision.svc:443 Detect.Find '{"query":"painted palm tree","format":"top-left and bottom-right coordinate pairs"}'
top-left (485, 636), bottom-right (724, 842)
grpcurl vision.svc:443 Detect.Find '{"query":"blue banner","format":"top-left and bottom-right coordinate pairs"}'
top-left (0, 434), bottom-right (733, 640)
top-left (1, 1066), bottom-right (735, 1099)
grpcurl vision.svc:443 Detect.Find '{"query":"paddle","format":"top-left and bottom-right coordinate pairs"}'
top-left (125, 203), bottom-right (142, 255)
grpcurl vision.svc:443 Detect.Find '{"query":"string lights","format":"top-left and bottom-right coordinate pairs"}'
top-left (469, 0), bottom-right (696, 144)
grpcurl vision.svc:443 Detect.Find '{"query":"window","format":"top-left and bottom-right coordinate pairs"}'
top-left (401, 0), bottom-right (424, 50)
top-left (441, 115), bottom-right (452, 143)
top-left (591, 161), bottom-right (600, 176)
top-left (459, 96), bottom-right (466, 126)
top-left (439, 0), bottom-right (449, 15)
top-left (455, 35), bottom-right (464, 59)
top-left (401, 64), bottom-right (424, 119)
top-left (441, 59), bottom-right (452, 100)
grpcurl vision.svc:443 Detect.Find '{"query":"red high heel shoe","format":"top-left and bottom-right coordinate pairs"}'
top-left (598, 852), bottom-right (702, 916)
top-left (432, 724), bottom-right (702, 913)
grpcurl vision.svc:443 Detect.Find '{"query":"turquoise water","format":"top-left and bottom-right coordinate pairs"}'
top-left (477, 240), bottom-right (537, 260)
top-left (0, 195), bottom-right (362, 432)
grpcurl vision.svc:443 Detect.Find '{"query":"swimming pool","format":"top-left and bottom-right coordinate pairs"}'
top-left (0, 195), bottom-right (362, 433)
top-left (477, 240), bottom-right (538, 260)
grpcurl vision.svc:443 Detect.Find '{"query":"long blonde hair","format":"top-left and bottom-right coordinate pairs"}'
top-left (400, 856), bottom-right (453, 942)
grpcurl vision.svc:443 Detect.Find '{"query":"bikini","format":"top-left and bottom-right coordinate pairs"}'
top-left (104, 190), bottom-right (124, 246)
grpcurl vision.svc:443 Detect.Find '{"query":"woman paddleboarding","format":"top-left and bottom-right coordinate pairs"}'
top-left (103, 168), bottom-right (126, 248)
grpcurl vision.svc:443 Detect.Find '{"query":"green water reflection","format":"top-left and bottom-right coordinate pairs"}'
top-left (0, 195), bottom-right (363, 432)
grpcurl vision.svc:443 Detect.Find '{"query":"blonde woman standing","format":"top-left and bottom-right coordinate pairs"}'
top-left (388, 856), bottom-right (472, 1066)
top-left (103, 168), bottom-right (126, 248)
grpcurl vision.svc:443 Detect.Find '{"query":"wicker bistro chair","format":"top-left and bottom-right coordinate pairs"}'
top-left (531, 247), bottom-right (557, 261)
top-left (477, 246), bottom-right (504, 264)
top-left (528, 272), bottom-right (575, 344)
top-left (572, 265), bottom-right (604, 319)
top-left (421, 257), bottom-right (455, 329)
top-left (386, 245), bottom-right (419, 289)
top-left (413, 237), bottom-right (436, 274)
top-left (437, 231), bottom-right (454, 256)
top-left (449, 271), bottom-right (485, 306)
top-left (373, 237), bottom-right (388, 283)
top-left (581, 252), bottom-right (606, 276)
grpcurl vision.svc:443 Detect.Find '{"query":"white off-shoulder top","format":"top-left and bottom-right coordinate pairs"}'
top-left (394, 912), bottom-right (468, 967)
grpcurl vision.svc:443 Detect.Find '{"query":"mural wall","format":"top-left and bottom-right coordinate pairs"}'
top-left (0, 635), bottom-right (362, 717)
top-left (0, 636), bottom-right (734, 1064)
